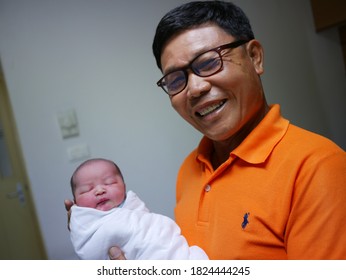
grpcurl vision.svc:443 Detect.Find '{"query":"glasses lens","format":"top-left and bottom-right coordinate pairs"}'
top-left (161, 70), bottom-right (186, 95)
top-left (192, 50), bottom-right (222, 77)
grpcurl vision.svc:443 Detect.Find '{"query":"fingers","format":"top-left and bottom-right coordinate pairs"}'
top-left (64, 199), bottom-right (74, 231)
top-left (109, 247), bottom-right (126, 260)
top-left (64, 199), bottom-right (74, 211)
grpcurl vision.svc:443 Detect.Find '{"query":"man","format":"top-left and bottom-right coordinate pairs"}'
top-left (67, 1), bottom-right (346, 259)
top-left (152, 0), bottom-right (346, 259)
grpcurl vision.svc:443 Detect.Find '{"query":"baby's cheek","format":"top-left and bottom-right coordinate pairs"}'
top-left (76, 195), bottom-right (94, 208)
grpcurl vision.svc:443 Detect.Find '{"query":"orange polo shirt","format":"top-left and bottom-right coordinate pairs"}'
top-left (175, 104), bottom-right (346, 259)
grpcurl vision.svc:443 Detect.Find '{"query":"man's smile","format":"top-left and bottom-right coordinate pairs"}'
top-left (195, 100), bottom-right (227, 117)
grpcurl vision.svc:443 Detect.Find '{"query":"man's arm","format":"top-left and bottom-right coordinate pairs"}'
top-left (286, 152), bottom-right (346, 259)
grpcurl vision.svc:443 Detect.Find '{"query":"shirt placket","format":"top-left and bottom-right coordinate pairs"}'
top-left (197, 156), bottom-right (235, 225)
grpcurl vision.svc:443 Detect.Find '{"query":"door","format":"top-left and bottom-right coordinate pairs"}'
top-left (0, 64), bottom-right (46, 259)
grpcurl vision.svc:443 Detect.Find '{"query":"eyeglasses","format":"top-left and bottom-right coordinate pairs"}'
top-left (156, 40), bottom-right (249, 96)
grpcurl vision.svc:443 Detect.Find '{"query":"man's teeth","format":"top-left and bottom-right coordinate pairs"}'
top-left (198, 101), bottom-right (225, 117)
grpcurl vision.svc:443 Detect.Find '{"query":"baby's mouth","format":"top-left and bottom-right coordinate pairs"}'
top-left (97, 198), bottom-right (108, 207)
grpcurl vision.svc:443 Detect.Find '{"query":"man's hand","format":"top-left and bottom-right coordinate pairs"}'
top-left (108, 247), bottom-right (126, 260)
top-left (64, 199), bottom-right (74, 231)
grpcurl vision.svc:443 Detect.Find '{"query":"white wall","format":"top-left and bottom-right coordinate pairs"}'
top-left (0, 0), bottom-right (345, 259)
top-left (235, 0), bottom-right (346, 144)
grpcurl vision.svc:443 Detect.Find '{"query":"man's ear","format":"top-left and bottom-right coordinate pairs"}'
top-left (246, 39), bottom-right (264, 75)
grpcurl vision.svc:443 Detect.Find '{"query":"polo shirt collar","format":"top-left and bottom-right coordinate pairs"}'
top-left (196, 104), bottom-right (289, 165)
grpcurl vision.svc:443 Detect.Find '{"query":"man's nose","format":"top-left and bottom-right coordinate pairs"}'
top-left (186, 73), bottom-right (211, 99)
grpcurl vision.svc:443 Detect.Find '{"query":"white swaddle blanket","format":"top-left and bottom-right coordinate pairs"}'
top-left (70, 190), bottom-right (208, 260)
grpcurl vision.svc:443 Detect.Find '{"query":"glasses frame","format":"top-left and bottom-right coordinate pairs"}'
top-left (156, 39), bottom-right (250, 96)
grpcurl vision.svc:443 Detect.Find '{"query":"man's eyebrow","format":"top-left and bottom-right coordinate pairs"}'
top-left (163, 55), bottom-right (197, 75)
top-left (162, 45), bottom-right (217, 75)
top-left (163, 60), bottom-right (190, 75)
top-left (163, 66), bottom-right (182, 75)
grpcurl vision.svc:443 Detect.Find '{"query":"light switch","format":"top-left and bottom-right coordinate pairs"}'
top-left (57, 109), bottom-right (79, 139)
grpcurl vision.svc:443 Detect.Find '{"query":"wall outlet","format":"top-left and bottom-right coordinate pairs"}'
top-left (67, 144), bottom-right (90, 162)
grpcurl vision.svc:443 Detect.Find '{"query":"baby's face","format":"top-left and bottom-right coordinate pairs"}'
top-left (74, 160), bottom-right (126, 211)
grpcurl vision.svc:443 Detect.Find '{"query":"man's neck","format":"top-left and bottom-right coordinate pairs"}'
top-left (211, 103), bottom-right (269, 169)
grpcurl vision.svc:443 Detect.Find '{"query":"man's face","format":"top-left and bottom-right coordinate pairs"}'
top-left (160, 24), bottom-right (266, 142)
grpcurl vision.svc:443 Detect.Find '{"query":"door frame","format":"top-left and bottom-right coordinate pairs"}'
top-left (0, 62), bottom-right (47, 259)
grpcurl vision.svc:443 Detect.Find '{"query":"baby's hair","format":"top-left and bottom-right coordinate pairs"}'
top-left (70, 158), bottom-right (124, 199)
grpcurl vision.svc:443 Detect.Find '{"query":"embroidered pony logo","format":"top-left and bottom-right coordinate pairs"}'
top-left (241, 212), bottom-right (250, 230)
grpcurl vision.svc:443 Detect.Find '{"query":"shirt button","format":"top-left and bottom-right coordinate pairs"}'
top-left (205, 185), bottom-right (211, 192)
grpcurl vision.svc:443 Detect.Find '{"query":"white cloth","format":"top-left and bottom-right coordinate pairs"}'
top-left (70, 191), bottom-right (208, 260)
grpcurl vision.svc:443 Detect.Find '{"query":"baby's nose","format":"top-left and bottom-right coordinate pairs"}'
top-left (95, 184), bottom-right (106, 195)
